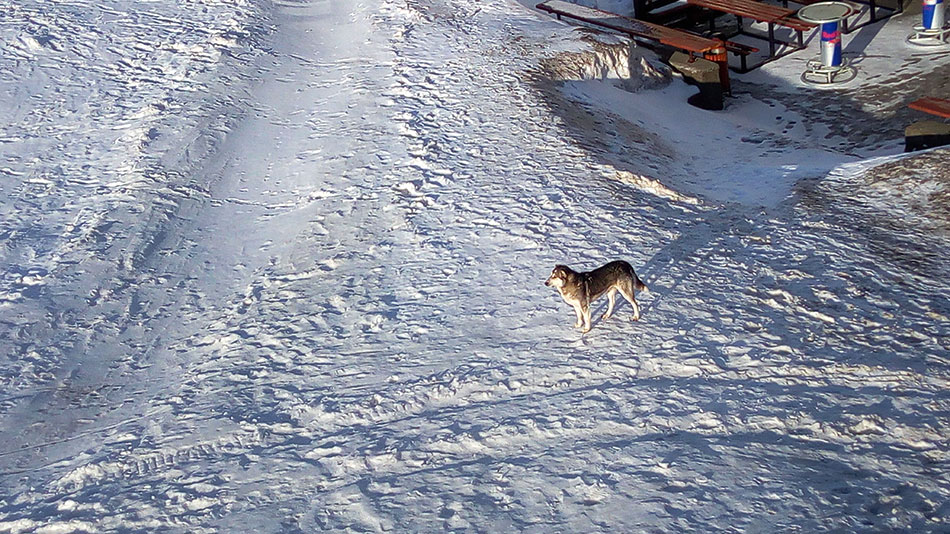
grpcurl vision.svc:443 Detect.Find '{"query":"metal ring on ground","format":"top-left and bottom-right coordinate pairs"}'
top-left (800, 58), bottom-right (858, 85)
top-left (906, 26), bottom-right (950, 46)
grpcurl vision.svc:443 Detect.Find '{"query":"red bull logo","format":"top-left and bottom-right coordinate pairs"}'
top-left (821, 29), bottom-right (842, 44)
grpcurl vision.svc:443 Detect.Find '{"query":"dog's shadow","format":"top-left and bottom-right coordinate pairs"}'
top-left (590, 299), bottom-right (644, 330)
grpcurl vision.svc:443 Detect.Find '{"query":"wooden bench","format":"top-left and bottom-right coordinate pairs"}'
top-left (536, 0), bottom-right (759, 90)
top-left (909, 97), bottom-right (950, 119)
top-left (905, 97), bottom-right (950, 151)
top-left (687, 0), bottom-right (815, 59)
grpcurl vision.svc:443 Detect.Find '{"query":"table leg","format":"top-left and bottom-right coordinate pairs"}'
top-left (768, 22), bottom-right (776, 56)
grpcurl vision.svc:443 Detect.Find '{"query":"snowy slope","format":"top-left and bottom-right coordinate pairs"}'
top-left (1, 0), bottom-right (948, 532)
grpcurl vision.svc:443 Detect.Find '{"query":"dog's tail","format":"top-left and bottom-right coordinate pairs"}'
top-left (635, 276), bottom-right (649, 293)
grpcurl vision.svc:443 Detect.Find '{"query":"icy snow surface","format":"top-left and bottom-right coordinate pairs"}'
top-left (0, 0), bottom-right (948, 532)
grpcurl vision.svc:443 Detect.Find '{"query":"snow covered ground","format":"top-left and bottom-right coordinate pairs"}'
top-left (0, 0), bottom-right (948, 532)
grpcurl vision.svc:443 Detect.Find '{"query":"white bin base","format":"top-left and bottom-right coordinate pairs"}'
top-left (801, 58), bottom-right (857, 85)
top-left (907, 25), bottom-right (950, 46)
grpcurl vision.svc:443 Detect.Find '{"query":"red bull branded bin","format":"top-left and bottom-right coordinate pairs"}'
top-left (909, 0), bottom-right (950, 44)
top-left (923, 0), bottom-right (945, 29)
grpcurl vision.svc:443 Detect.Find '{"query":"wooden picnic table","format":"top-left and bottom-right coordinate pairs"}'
top-left (686, 0), bottom-right (814, 57)
top-left (690, 0), bottom-right (798, 21)
top-left (536, 0), bottom-right (762, 90)
top-left (537, 0), bottom-right (728, 55)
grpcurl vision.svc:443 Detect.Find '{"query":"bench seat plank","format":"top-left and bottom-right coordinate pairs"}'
top-left (909, 97), bottom-right (950, 119)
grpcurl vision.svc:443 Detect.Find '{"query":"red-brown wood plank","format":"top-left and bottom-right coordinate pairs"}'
top-left (687, 0), bottom-right (798, 22)
top-left (909, 97), bottom-right (950, 119)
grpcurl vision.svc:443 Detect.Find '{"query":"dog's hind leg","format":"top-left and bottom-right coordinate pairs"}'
top-left (601, 289), bottom-right (617, 320)
top-left (619, 283), bottom-right (641, 321)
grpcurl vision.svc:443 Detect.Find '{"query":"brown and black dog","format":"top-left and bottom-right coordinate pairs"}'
top-left (545, 260), bottom-right (648, 333)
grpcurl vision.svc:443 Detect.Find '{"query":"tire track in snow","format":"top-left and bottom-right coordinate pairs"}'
top-left (50, 429), bottom-right (265, 493)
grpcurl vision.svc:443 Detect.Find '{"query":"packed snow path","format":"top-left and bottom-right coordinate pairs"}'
top-left (1, 0), bottom-right (948, 532)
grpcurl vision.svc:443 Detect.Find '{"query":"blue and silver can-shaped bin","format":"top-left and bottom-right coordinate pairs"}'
top-left (923, 0), bottom-right (945, 30)
top-left (820, 21), bottom-right (843, 66)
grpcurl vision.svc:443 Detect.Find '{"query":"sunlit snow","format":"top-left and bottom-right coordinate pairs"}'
top-left (1, 0), bottom-right (948, 532)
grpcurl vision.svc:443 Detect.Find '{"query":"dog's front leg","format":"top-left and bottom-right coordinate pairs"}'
top-left (572, 304), bottom-right (584, 328)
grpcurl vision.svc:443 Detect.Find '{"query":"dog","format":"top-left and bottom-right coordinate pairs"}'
top-left (545, 260), bottom-right (648, 333)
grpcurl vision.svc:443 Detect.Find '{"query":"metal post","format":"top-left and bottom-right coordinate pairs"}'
top-left (768, 23), bottom-right (776, 56)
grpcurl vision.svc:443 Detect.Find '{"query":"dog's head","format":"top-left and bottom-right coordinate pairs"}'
top-left (544, 265), bottom-right (572, 289)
